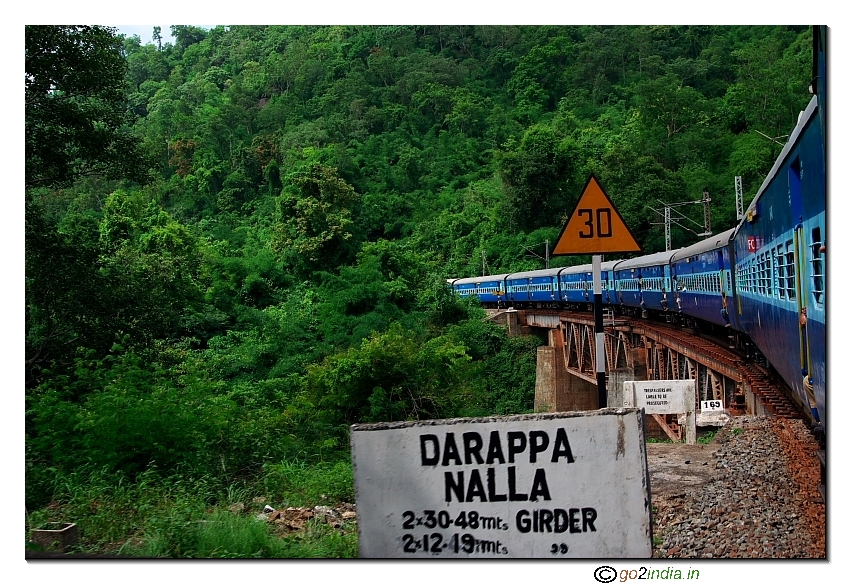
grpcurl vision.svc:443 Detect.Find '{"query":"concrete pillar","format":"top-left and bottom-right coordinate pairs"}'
top-left (534, 346), bottom-right (557, 413)
top-left (630, 347), bottom-right (647, 380)
top-left (505, 311), bottom-right (518, 337)
top-left (561, 371), bottom-right (598, 411)
top-left (535, 328), bottom-right (599, 412)
top-left (551, 328), bottom-right (596, 411)
top-left (608, 368), bottom-right (636, 408)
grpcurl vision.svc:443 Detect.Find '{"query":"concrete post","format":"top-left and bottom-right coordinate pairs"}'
top-left (608, 368), bottom-right (636, 408)
top-left (534, 346), bottom-right (556, 413)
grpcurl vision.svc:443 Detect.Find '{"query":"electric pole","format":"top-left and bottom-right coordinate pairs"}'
top-left (735, 176), bottom-right (744, 220)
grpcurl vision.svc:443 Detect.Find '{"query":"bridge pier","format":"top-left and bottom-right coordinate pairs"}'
top-left (534, 328), bottom-right (598, 412)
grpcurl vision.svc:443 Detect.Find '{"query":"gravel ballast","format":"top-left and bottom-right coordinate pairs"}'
top-left (651, 416), bottom-right (825, 559)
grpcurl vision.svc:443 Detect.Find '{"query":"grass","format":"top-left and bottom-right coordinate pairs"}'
top-left (26, 459), bottom-right (358, 558)
top-left (262, 459), bottom-right (353, 506)
top-left (646, 428), bottom-right (720, 445)
top-left (126, 510), bottom-right (357, 558)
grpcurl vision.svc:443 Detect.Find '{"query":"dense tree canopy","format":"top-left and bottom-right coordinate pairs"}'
top-left (25, 25), bottom-right (149, 189)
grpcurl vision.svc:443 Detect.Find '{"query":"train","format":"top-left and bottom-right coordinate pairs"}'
top-left (449, 27), bottom-right (826, 435)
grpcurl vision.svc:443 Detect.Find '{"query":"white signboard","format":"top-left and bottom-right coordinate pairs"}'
top-left (623, 380), bottom-right (696, 444)
top-left (350, 409), bottom-right (652, 558)
top-left (701, 400), bottom-right (723, 411)
top-left (623, 380), bottom-right (691, 414)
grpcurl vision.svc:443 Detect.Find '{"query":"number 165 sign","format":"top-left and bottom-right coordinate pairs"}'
top-left (552, 175), bottom-right (642, 256)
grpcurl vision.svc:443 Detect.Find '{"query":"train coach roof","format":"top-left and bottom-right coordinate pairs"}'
top-left (450, 274), bottom-right (508, 285)
top-left (555, 264), bottom-right (591, 276)
top-left (615, 249), bottom-right (677, 270)
top-left (671, 228), bottom-right (735, 262)
top-left (556, 261), bottom-right (621, 275)
top-left (505, 267), bottom-right (566, 279)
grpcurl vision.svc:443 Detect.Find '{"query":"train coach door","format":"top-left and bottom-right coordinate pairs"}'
top-left (717, 249), bottom-right (731, 328)
top-left (790, 159), bottom-right (815, 416)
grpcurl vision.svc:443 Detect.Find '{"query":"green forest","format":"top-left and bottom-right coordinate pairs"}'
top-left (25, 24), bottom-right (813, 557)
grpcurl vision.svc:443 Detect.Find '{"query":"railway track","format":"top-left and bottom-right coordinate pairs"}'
top-left (520, 309), bottom-right (804, 421)
top-left (635, 317), bottom-right (803, 421)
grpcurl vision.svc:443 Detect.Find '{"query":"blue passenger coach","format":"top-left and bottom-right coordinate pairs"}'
top-left (732, 93), bottom-right (825, 426)
top-left (505, 268), bottom-right (564, 307)
top-left (558, 265), bottom-right (593, 306)
top-left (559, 261), bottom-right (622, 307)
top-left (449, 274), bottom-right (508, 307)
top-left (671, 229), bottom-right (736, 329)
top-left (614, 250), bottom-right (676, 313)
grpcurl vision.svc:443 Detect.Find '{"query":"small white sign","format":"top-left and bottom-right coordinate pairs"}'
top-left (624, 380), bottom-right (690, 414)
top-left (701, 400), bottom-right (723, 411)
top-left (350, 410), bottom-right (652, 559)
top-left (623, 380), bottom-right (696, 444)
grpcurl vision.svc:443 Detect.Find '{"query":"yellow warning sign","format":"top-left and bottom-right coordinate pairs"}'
top-left (552, 175), bottom-right (642, 255)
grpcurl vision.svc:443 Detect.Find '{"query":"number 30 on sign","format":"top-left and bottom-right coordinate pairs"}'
top-left (551, 175), bottom-right (641, 256)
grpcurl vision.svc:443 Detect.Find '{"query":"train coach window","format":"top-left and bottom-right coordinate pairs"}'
top-left (785, 240), bottom-right (796, 300)
top-left (764, 251), bottom-right (774, 296)
top-left (775, 247), bottom-right (785, 299)
top-left (750, 261), bottom-right (756, 293)
top-left (811, 227), bottom-right (824, 306)
top-left (751, 262), bottom-right (757, 294)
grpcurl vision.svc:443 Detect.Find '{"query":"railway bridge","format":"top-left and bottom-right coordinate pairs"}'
top-left (488, 308), bottom-right (801, 441)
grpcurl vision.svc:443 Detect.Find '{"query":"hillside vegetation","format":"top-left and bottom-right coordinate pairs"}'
top-left (25, 25), bottom-right (812, 556)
